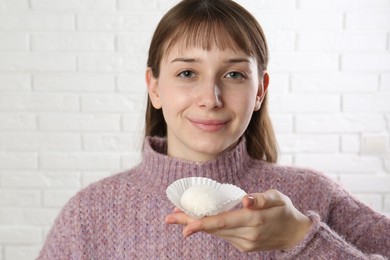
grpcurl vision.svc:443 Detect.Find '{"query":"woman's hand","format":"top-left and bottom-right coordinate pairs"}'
top-left (165, 189), bottom-right (312, 252)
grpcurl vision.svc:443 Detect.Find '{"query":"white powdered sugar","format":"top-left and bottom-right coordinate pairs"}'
top-left (180, 186), bottom-right (222, 217)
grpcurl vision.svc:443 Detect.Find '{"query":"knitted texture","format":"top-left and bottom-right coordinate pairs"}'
top-left (38, 137), bottom-right (390, 259)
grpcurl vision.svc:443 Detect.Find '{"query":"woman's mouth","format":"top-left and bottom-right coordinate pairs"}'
top-left (189, 119), bottom-right (228, 132)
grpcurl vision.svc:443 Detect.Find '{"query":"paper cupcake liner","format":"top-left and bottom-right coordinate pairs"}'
top-left (166, 177), bottom-right (247, 219)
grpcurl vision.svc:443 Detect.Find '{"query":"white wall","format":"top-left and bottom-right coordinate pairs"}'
top-left (0, 0), bottom-right (389, 259)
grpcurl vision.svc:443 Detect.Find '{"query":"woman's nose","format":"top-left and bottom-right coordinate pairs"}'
top-left (196, 78), bottom-right (223, 109)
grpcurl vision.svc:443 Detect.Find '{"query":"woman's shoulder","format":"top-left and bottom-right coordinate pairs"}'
top-left (61, 166), bottom-right (143, 210)
top-left (247, 158), bottom-right (344, 193)
top-left (250, 158), bottom-right (330, 179)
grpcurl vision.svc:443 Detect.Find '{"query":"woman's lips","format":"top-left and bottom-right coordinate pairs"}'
top-left (189, 119), bottom-right (228, 132)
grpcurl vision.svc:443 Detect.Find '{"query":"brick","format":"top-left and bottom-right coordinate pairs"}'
top-left (263, 31), bottom-right (295, 52)
top-left (295, 154), bottom-right (383, 173)
top-left (291, 73), bottom-right (378, 93)
top-left (0, 226), bottom-right (41, 244)
top-left (0, 54), bottom-right (76, 72)
top-left (269, 53), bottom-right (339, 72)
top-left (34, 73), bottom-right (115, 92)
top-left (42, 226), bottom-right (51, 241)
top-left (0, 113), bottom-right (36, 131)
top-left (43, 190), bottom-right (78, 207)
top-left (277, 154), bottom-right (293, 165)
top-left (385, 194), bottom-right (390, 212)
top-left (122, 113), bottom-right (145, 132)
top-left (296, 114), bottom-right (387, 133)
top-left (297, 32), bottom-right (387, 51)
top-left (5, 246), bottom-right (41, 260)
top-left (340, 175), bottom-right (390, 192)
top-left (380, 74), bottom-right (390, 92)
top-left (343, 94), bottom-right (390, 112)
top-left (0, 152), bottom-right (37, 169)
top-left (353, 194), bottom-right (383, 212)
top-left (77, 54), bottom-right (145, 72)
top-left (342, 54), bottom-right (390, 72)
top-left (32, 32), bottom-right (115, 52)
top-left (299, 0), bottom-right (390, 9)
top-left (269, 114), bottom-right (294, 133)
top-left (385, 154), bottom-right (390, 173)
top-left (360, 133), bottom-right (389, 154)
top-left (254, 11), bottom-right (342, 30)
top-left (387, 34), bottom-right (390, 50)
top-left (269, 93), bottom-right (340, 113)
top-left (387, 115), bottom-right (390, 131)
top-left (31, 0), bottom-right (116, 10)
top-left (117, 0), bottom-right (158, 10)
top-left (40, 152), bottom-right (121, 170)
top-left (0, 74), bottom-right (31, 92)
top-left (241, 0), bottom-right (296, 9)
top-left (117, 73), bottom-right (147, 93)
top-left (0, 0), bottom-right (29, 9)
top-left (0, 94), bottom-right (79, 112)
top-left (341, 135), bottom-right (360, 152)
top-left (81, 171), bottom-right (111, 187)
top-left (38, 113), bottom-right (121, 131)
top-left (83, 133), bottom-right (135, 151)
top-left (81, 94), bottom-right (146, 112)
top-left (2, 208), bottom-right (59, 226)
top-left (267, 73), bottom-right (289, 93)
top-left (1, 171), bottom-right (80, 188)
top-left (120, 152), bottom-right (142, 169)
top-left (0, 189), bottom-right (41, 207)
top-left (117, 32), bottom-right (153, 53)
top-left (0, 32), bottom-right (29, 51)
top-left (0, 14), bottom-right (74, 30)
top-left (277, 134), bottom-right (339, 153)
top-left (1, 133), bottom-right (81, 151)
top-left (77, 13), bottom-right (161, 32)
top-left (346, 10), bottom-right (390, 30)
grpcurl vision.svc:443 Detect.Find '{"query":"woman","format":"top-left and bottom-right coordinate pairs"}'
top-left (38, 0), bottom-right (390, 259)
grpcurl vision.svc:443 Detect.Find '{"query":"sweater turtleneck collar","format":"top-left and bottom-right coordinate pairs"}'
top-left (138, 136), bottom-right (253, 189)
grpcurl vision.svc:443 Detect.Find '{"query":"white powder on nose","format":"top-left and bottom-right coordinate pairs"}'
top-left (180, 186), bottom-right (221, 217)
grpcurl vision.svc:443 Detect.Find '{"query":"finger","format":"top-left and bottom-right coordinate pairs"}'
top-left (206, 226), bottom-right (255, 241)
top-left (243, 190), bottom-right (286, 210)
top-left (183, 209), bottom-right (254, 237)
top-left (165, 212), bottom-right (195, 225)
top-left (173, 207), bottom-right (183, 213)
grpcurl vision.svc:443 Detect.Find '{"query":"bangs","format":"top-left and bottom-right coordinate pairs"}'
top-left (164, 15), bottom-right (255, 58)
top-left (147, 0), bottom-right (269, 77)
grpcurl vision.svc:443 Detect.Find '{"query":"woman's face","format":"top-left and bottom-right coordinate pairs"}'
top-left (146, 42), bottom-right (267, 162)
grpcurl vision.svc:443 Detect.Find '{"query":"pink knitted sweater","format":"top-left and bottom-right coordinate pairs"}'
top-left (38, 137), bottom-right (389, 259)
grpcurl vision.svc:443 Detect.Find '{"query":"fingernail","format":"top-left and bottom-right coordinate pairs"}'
top-left (247, 195), bottom-right (255, 208)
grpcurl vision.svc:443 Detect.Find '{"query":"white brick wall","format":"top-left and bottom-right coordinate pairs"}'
top-left (0, 0), bottom-right (389, 259)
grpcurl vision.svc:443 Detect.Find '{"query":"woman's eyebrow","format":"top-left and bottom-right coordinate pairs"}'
top-left (169, 57), bottom-right (252, 64)
top-left (225, 58), bottom-right (251, 64)
top-left (170, 57), bottom-right (200, 63)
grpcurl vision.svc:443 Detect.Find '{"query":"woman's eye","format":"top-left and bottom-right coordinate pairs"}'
top-left (226, 71), bottom-right (244, 79)
top-left (178, 70), bottom-right (196, 78)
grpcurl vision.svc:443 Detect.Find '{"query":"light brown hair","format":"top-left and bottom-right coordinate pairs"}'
top-left (145, 0), bottom-right (278, 163)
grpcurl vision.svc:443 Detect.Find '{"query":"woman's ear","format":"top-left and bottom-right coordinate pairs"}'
top-left (254, 72), bottom-right (269, 111)
top-left (145, 68), bottom-right (162, 109)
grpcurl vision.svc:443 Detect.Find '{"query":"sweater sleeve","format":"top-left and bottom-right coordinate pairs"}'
top-left (265, 165), bottom-right (390, 259)
top-left (36, 194), bottom-right (84, 260)
top-left (275, 211), bottom-right (389, 259)
top-left (273, 173), bottom-right (390, 260)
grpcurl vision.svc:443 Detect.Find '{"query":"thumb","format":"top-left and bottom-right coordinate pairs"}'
top-left (243, 190), bottom-right (285, 210)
